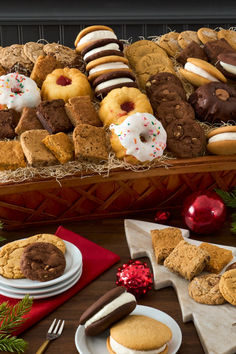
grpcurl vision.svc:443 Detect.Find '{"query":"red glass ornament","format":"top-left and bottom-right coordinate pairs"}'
top-left (116, 260), bottom-right (153, 298)
top-left (182, 190), bottom-right (227, 234)
top-left (155, 210), bottom-right (171, 223)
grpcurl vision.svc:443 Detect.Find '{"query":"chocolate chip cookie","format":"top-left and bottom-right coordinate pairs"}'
top-left (166, 118), bottom-right (206, 158)
top-left (145, 72), bottom-right (184, 97)
top-left (156, 99), bottom-right (195, 128)
top-left (188, 274), bottom-right (226, 305)
top-left (20, 242), bottom-right (66, 282)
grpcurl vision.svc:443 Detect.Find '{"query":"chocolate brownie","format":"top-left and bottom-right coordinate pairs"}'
top-left (166, 118), bottom-right (206, 158)
top-left (7, 62), bottom-right (32, 77)
top-left (156, 99), bottom-right (195, 128)
top-left (37, 99), bottom-right (73, 134)
top-left (20, 242), bottom-right (66, 282)
top-left (204, 38), bottom-right (235, 64)
top-left (176, 41), bottom-right (208, 65)
top-left (73, 124), bottom-right (108, 163)
top-left (0, 109), bottom-right (17, 139)
top-left (93, 70), bottom-right (137, 98)
top-left (145, 72), bottom-right (184, 97)
top-left (189, 82), bottom-right (236, 123)
top-left (15, 107), bottom-right (43, 135)
top-left (65, 96), bottom-right (102, 127)
top-left (81, 38), bottom-right (124, 63)
top-left (150, 83), bottom-right (187, 114)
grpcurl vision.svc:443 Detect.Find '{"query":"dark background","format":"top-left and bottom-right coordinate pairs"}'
top-left (0, 1), bottom-right (235, 47)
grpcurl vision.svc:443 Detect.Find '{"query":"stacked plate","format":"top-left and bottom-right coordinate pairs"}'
top-left (0, 240), bottom-right (83, 299)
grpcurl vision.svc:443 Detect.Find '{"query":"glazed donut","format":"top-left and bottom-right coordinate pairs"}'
top-left (99, 87), bottom-right (153, 126)
top-left (109, 112), bottom-right (167, 164)
top-left (0, 73), bottom-right (41, 112)
top-left (41, 67), bottom-right (92, 102)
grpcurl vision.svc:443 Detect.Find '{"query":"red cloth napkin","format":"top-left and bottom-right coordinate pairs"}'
top-left (0, 226), bottom-right (120, 335)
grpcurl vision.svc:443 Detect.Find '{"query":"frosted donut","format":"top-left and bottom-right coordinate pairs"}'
top-left (0, 73), bottom-right (41, 112)
top-left (99, 87), bottom-right (153, 126)
top-left (110, 112), bottom-right (167, 164)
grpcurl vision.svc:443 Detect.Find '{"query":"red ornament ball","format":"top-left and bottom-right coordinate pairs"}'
top-left (182, 190), bottom-right (227, 234)
top-left (155, 210), bottom-right (171, 223)
top-left (116, 260), bottom-right (153, 298)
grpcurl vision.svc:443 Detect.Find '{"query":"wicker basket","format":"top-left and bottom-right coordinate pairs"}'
top-left (0, 155), bottom-right (235, 230)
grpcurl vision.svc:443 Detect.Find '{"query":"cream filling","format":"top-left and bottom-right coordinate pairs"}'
top-left (84, 43), bottom-right (120, 60)
top-left (77, 30), bottom-right (117, 46)
top-left (185, 62), bottom-right (219, 82)
top-left (220, 61), bottom-right (236, 75)
top-left (84, 292), bottom-right (136, 328)
top-left (110, 337), bottom-right (167, 354)
top-left (89, 62), bottom-right (129, 75)
top-left (95, 78), bottom-right (133, 92)
top-left (208, 132), bottom-right (236, 143)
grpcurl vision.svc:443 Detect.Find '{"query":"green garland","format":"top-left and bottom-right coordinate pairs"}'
top-left (215, 187), bottom-right (236, 233)
top-left (0, 295), bottom-right (33, 353)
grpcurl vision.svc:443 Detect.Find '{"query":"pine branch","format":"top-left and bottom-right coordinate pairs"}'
top-left (0, 334), bottom-right (27, 353)
top-left (215, 188), bottom-right (236, 208)
top-left (231, 213), bottom-right (236, 234)
top-left (0, 295), bottom-right (33, 334)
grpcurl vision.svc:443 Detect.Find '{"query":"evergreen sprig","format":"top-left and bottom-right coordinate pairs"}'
top-left (0, 295), bottom-right (33, 353)
top-left (215, 187), bottom-right (236, 234)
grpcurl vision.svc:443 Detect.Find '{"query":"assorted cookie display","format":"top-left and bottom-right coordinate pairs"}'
top-left (151, 226), bottom-right (235, 306)
top-left (0, 25), bottom-right (235, 172)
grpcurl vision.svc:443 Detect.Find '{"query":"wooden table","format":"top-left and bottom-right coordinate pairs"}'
top-left (0, 207), bottom-right (235, 354)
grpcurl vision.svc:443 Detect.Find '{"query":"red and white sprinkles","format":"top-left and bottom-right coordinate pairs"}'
top-left (110, 112), bottom-right (167, 162)
top-left (0, 73), bottom-right (41, 111)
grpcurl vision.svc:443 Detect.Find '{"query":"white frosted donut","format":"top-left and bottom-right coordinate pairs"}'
top-left (0, 73), bottom-right (41, 112)
top-left (110, 112), bottom-right (167, 163)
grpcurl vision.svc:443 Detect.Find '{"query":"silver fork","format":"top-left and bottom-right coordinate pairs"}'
top-left (36, 318), bottom-right (65, 354)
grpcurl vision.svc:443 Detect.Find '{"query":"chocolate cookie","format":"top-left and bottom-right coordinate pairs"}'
top-left (93, 70), bottom-right (137, 98)
top-left (79, 286), bottom-right (136, 336)
top-left (7, 62), bottom-right (32, 77)
top-left (81, 38), bottom-right (124, 63)
top-left (20, 242), bottom-right (66, 282)
top-left (204, 38), bottom-right (234, 65)
top-left (145, 72), bottom-right (184, 97)
top-left (149, 83), bottom-right (187, 114)
top-left (156, 99), bottom-right (195, 128)
top-left (166, 118), bottom-right (206, 158)
top-left (189, 82), bottom-right (236, 123)
top-left (176, 41), bottom-right (208, 66)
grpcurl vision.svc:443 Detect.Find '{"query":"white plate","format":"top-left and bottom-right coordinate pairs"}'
top-left (0, 240), bottom-right (82, 289)
top-left (0, 265), bottom-right (82, 299)
top-left (75, 305), bottom-right (182, 354)
top-left (0, 265), bottom-right (82, 295)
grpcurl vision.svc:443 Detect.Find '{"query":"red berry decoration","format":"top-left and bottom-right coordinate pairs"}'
top-left (116, 260), bottom-right (153, 298)
top-left (155, 210), bottom-right (171, 223)
top-left (182, 190), bottom-right (227, 234)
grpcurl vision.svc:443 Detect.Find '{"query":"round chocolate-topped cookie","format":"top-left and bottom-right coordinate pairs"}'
top-left (145, 72), bottom-right (184, 97)
top-left (189, 82), bottom-right (236, 123)
top-left (20, 242), bottom-right (66, 282)
top-left (81, 38), bottom-right (124, 63)
top-left (156, 99), bottom-right (195, 128)
top-left (166, 118), bottom-right (206, 158)
top-left (93, 70), bottom-right (137, 99)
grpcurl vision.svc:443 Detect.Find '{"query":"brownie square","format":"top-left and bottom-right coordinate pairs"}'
top-left (164, 240), bottom-right (210, 280)
top-left (151, 227), bottom-right (183, 264)
top-left (36, 99), bottom-right (73, 134)
top-left (0, 109), bottom-right (17, 139)
top-left (65, 96), bottom-right (102, 127)
top-left (204, 38), bottom-right (235, 64)
top-left (73, 124), bottom-right (108, 163)
top-left (0, 140), bottom-right (26, 170)
top-left (176, 41), bottom-right (208, 65)
top-left (20, 129), bottom-right (57, 167)
top-left (15, 107), bottom-right (43, 135)
top-left (199, 242), bottom-right (233, 273)
top-left (42, 132), bottom-right (74, 164)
